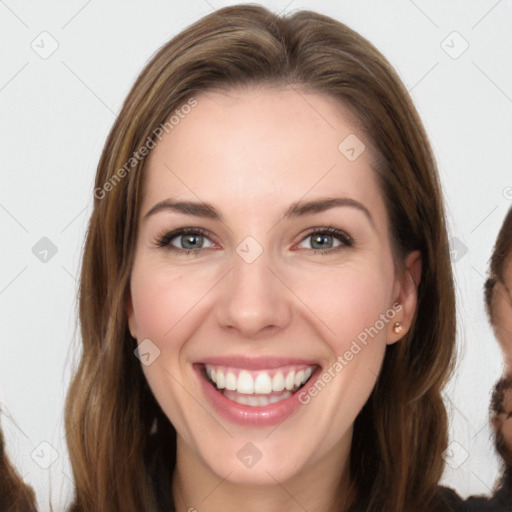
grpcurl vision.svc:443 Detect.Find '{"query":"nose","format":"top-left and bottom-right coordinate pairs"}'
top-left (215, 246), bottom-right (292, 339)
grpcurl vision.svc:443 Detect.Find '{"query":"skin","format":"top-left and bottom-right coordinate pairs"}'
top-left (491, 260), bottom-right (512, 370)
top-left (491, 258), bottom-right (512, 453)
top-left (502, 387), bottom-right (512, 451)
top-left (127, 85), bottom-right (421, 512)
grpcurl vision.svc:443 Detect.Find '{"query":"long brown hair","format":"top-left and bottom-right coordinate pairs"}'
top-left (65, 5), bottom-right (456, 511)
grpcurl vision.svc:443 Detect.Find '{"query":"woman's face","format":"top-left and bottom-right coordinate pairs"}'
top-left (492, 259), bottom-right (512, 368)
top-left (502, 386), bottom-right (512, 449)
top-left (127, 86), bottom-right (420, 485)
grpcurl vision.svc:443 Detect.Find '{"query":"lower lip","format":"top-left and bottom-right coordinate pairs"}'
top-left (195, 364), bottom-right (320, 427)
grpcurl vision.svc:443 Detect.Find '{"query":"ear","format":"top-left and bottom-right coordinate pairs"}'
top-left (387, 250), bottom-right (422, 345)
top-left (126, 291), bottom-right (138, 339)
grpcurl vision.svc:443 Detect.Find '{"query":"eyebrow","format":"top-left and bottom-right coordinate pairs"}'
top-left (143, 197), bottom-right (375, 229)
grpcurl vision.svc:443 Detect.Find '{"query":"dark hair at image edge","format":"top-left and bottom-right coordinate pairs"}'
top-left (0, 424), bottom-right (38, 511)
top-left (490, 375), bottom-right (512, 497)
top-left (65, 4), bottom-right (456, 511)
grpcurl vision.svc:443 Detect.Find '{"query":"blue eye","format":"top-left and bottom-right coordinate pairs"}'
top-left (155, 228), bottom-right (215, 253)
top-left (154, 226), bottom-right (353, 255)
top-left (297, 227), bottom-right (353, 253)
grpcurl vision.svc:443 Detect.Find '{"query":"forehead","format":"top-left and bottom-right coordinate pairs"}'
top-left (142, 86), bottom-right (387, 228)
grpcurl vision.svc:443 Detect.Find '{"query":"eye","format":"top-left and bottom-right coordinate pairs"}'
top-left (296, 227), bottom-right (353, 254)
top-left (154, 227), bottom-right (216, 253)
top-left (153, 226), bottom-right (354, 255)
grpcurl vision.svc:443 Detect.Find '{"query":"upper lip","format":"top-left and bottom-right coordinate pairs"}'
top-left (197, 356), bottom-right (320, 370)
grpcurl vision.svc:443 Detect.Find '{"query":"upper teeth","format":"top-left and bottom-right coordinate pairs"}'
top-left (205, 364), bottom-right (314, 395)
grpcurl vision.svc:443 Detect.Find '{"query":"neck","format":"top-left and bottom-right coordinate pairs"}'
top-left (171, 430), bottom-right (354, 512)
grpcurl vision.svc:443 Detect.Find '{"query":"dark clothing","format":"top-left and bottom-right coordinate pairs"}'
top-left (150, 483), bottom-right (511, 512)
top-left (437, 485), bottom-right (511, 512)
top-left (463, 484), bottom-right (511, 512)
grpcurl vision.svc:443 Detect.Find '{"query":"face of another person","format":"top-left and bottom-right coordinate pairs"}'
top-left (502, 387), bottom-right (512, 448)
top-left (127, 85), bottom-right (420, 485)
top-left (492, 259), bottom-right (512, 368)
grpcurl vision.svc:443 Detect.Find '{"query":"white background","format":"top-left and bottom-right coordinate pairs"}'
top-left (1, 1), bottom-right (511, 510)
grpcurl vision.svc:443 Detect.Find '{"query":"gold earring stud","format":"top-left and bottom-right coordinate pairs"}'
top-left (393, 322), bottom-right (403, 334)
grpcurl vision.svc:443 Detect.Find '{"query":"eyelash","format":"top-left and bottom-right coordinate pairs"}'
top-left (153, 226), bottom-right (354, 256)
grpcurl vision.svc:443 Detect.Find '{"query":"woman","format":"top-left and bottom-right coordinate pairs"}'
top-left (65, 5), bottom-right (461, 511)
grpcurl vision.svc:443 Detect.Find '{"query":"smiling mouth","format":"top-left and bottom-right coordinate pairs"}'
top-left (200, 363), bottom-right (318, 407)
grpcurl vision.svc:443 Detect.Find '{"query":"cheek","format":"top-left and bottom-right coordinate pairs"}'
top-left (503, 418), bottom-right (512, 448)
top-left (129, 262), bottom-right (207, 434)
top-left (130, 261), bottom-right (213, 344)
top-left (131, 273), bottom-right (179, 340)
top-left (496, 294), bottom-right (512, 325)
top-left (291, 259), bottom-right (394, 349)
top-left (288, 263), bottom-right (394, 451)
top-left (494, 302), bottom-right (512, 360)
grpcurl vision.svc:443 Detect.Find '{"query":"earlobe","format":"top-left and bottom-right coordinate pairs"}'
top-left (387, 250), bottom-right (422, 345)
